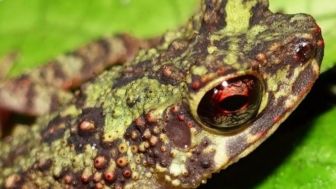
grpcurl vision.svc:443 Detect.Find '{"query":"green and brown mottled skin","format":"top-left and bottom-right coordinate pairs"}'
top-left (0, 0), bottom-right (324, 188)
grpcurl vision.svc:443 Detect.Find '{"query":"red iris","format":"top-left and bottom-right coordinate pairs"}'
top-left (197, 75), bottom-right (262, 130)
top-left (211, 80), bottom-right (251, 113)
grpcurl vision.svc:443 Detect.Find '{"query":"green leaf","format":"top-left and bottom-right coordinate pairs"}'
top-left (0, 0), bottom-right (197, 76)
top-left (270, 0), bottom-right (336, 72)
top-left (257, 107), bottom-right (336, 189)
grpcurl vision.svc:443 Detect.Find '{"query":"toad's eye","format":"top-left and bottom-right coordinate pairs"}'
top-left (196, 75), bottom-right (263, 131)
top-left (294, 41), bottom-right (315, 63)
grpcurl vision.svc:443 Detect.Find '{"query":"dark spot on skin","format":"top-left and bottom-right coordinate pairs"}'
top-left (41, 115), bottom-right (72, 144)
top-left (164, 105), bottom-right (192, 149)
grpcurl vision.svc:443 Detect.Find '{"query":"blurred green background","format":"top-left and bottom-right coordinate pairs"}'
top-left (0, 0), bottom-right (335, 188)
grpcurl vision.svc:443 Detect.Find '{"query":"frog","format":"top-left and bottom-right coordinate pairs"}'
top-left (0, 0), bottom-right (324, 188)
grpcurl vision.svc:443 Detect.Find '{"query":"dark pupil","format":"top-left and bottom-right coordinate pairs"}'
top-left (219, 95), bottom-right (248, 112)
top-left (197, 75), bottom-right (262, 130)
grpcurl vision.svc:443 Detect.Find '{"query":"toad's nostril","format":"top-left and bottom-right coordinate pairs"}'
top-left (294, 41), bottom-right (315, 63)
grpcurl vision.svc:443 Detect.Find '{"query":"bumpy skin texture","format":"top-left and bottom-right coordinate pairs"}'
top-left (0, 0), bottom-right (324, 188)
